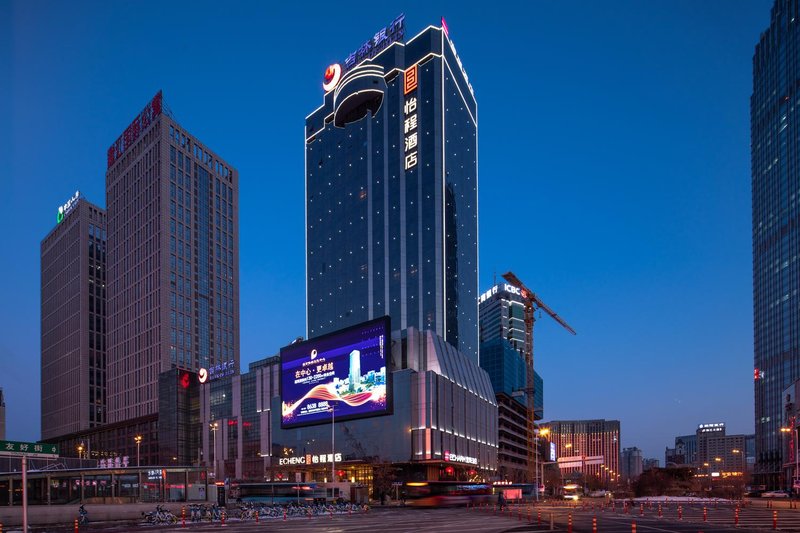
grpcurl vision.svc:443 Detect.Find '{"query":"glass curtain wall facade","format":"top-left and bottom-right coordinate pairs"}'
top-left (41, 198), bottom-right (107, 440)
top-left (306, 22), bottom-right (479, 362)
top-left (106, 91), bottom-right (240, 424)
top-left (752, 0), bottom-right (800, 489)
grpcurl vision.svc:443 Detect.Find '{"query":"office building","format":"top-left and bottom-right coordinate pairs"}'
top-left (105, 90), bottom-right (239, 424)
top-left (665, 423), bottom-right (750, 478)
top-left (479, 283), bottom-right (545, 482)
top-left (40, 194), bottom-right (107, 440)
top-left (199, 324), bottom-right (498, 487)
top-left (620, 447), bottom-right (643, 481)
top-left (752, 0), bottom-right (800, 488)
top-left (305, 14), bottom-right (479, 362)
top-left (478, 282), bottom-right (528, 352)
top-left (544, 419), bottom-right (621, 484)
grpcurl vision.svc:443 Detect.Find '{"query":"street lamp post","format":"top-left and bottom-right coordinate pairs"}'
top-left (77, 444), bottom-right (84, 469)
top-left (134, 435), bottom-right (143, 467)
top-left (330, 405), bottom-right (336, 485)
top-left (210, 422), bottom-right (219, 481)
top-left (781, 427), bottom-right (797, 490)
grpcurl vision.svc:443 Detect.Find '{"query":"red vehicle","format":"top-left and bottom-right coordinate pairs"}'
top-left (404, 481), bottom-right (493, 507)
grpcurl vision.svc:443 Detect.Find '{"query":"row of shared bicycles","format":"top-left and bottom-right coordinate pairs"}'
top-left (140, 501), bottom-right (370, 526)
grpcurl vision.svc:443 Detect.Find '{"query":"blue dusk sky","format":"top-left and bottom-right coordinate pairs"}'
top-left (2, 0), bottom-right (771, 459)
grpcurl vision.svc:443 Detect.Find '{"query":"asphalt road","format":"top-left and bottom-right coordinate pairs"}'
top-left (15, 500), bottom-right (800, 533)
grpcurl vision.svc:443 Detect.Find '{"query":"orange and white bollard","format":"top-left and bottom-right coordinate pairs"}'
top-left (678, 505), bottom-right (682, 520)
top-left (283, 509), bottom-right (287, 521)
top-left (774, 510), bottom-right (778, 530)
top-left (658, 504), bottom-right (662, 518)
top-left (74, 519), bottom-right (79, 533)
top-left (735, 508), bottom-right (739, 527)
top-left (221, 509), bottom-right (226, 527)
top-left (537, 508), bottom-right (541, 524)
top-left (631, 521), bottom-right (636, 533)
top-left (640, 503), bottom-right (644, 516)
top-left (182, 506), bottom-right (186, 528)
top-left (592, 516), bottom-right (597, 533)
top-left (703, 506), bottom-right (707, 521)
top-left (256, 509), bottom-right (259, 523)
top-left (568, 513), bottom-right (573, 533)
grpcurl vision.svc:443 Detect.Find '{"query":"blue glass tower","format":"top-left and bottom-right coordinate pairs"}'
top-left (305, 17), bottom-right (478, 362)
top-left (752, 0), bottom-right (800, 489)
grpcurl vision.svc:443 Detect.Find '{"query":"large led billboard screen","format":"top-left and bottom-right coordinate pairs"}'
top-left (280, 316), bottom-right (391, 428)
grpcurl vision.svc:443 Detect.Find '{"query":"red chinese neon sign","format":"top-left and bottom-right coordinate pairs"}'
top-left (107, 90), bottom-right (163, 168)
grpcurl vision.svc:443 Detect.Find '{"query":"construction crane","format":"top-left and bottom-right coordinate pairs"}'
top-left (502, 271), bottom-right (576, 491)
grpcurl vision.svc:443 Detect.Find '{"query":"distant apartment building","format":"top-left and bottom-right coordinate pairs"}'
top-left (40, 194), bottom-right (107, 440)
top-left (642, 458), bottom-right (660, 471)
top-left (620, 447), bottom-right (643, 481)
top-left (544, 419), bottom-right (620, 484)
top-left (665, 424), bottom-right (750, 477)
top-left (665, 434), bottom-right (697, 466)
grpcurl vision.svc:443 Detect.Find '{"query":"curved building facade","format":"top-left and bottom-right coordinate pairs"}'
top-left (305, 17), bottom-right (479, 362)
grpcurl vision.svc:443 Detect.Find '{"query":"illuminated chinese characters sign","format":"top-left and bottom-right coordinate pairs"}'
top-left (403, 64), bottom-right (419, 171)
top-left (278, 452), bottom-right (343, 466)
top-left (56, 190), bottom-right (80, 224)
top-left (478, 283), bottom-right (528, 304)
top-left (443, 450), bottom-right (478, 465)
top-left (107, 91), bottom-right (163, 168)
top-left (0, 440), bottom-right (59, 459)
top-left (208, 360), bottom-right (235, 381)
top-left (342, 14), bottom-right (405, 74)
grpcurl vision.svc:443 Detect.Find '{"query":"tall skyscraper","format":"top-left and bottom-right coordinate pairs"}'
top-left (106, 91), bottom-right (239, 423)
top-left (478, 282), bottom-right (528, 352)
top-left (40, 194), bottom-right (107, 440)
top-left (305, 15), bottom-right (478, 361)
top-left (751, 0), bottom-right (800, 488)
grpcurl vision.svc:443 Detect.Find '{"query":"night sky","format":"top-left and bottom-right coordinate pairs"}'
top-left (2, 0), bottom-right (771, 459)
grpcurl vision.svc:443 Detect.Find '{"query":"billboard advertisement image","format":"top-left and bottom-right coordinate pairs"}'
top-left (280, 316), bottom-right (391, 428)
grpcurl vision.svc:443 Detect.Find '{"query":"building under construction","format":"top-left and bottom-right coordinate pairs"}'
top-left (478, 276), bottom-right (575, 485)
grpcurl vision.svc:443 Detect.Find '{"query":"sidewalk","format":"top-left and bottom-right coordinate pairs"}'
top-left (0, 502), bottom-right (192, 528)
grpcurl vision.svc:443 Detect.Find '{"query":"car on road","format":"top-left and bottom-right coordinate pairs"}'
top-left (762, 490), bottom-right (790, 498)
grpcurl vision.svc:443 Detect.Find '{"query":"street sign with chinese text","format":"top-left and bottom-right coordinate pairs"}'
top-left (0, 440), bottom-right (59, 459)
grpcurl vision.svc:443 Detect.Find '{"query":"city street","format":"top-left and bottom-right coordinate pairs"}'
top-left (19, 501), bottom-right (800, 533)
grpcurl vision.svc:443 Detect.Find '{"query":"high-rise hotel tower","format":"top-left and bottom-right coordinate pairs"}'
top-left (752, 0), bottom-right (800, 488)
top-left (305, 16), bottom-right (479, 362)
top-left (106, 92), bottom-right (239, 423)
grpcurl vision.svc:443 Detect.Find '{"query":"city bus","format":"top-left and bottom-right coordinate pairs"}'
top-left (403, 481), bottom-right (494, 507)
top-left (229, 482), bottom-right (317, 504)
top-left (562, 483), bottom-right (581, 501)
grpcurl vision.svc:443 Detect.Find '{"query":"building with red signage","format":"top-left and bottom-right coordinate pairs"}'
top-left (305, 14), bottom-right (479, 364)
top-left (40, 196), bottom-right (107, 440)
top-left (105, 91), bottom-right (240, 425)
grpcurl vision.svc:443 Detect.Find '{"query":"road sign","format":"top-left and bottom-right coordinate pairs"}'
top-left (0, 440), bottom-right (59, 459)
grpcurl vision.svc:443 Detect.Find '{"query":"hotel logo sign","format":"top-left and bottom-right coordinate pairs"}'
top-left (56, 190), bottom-right (80, 224)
